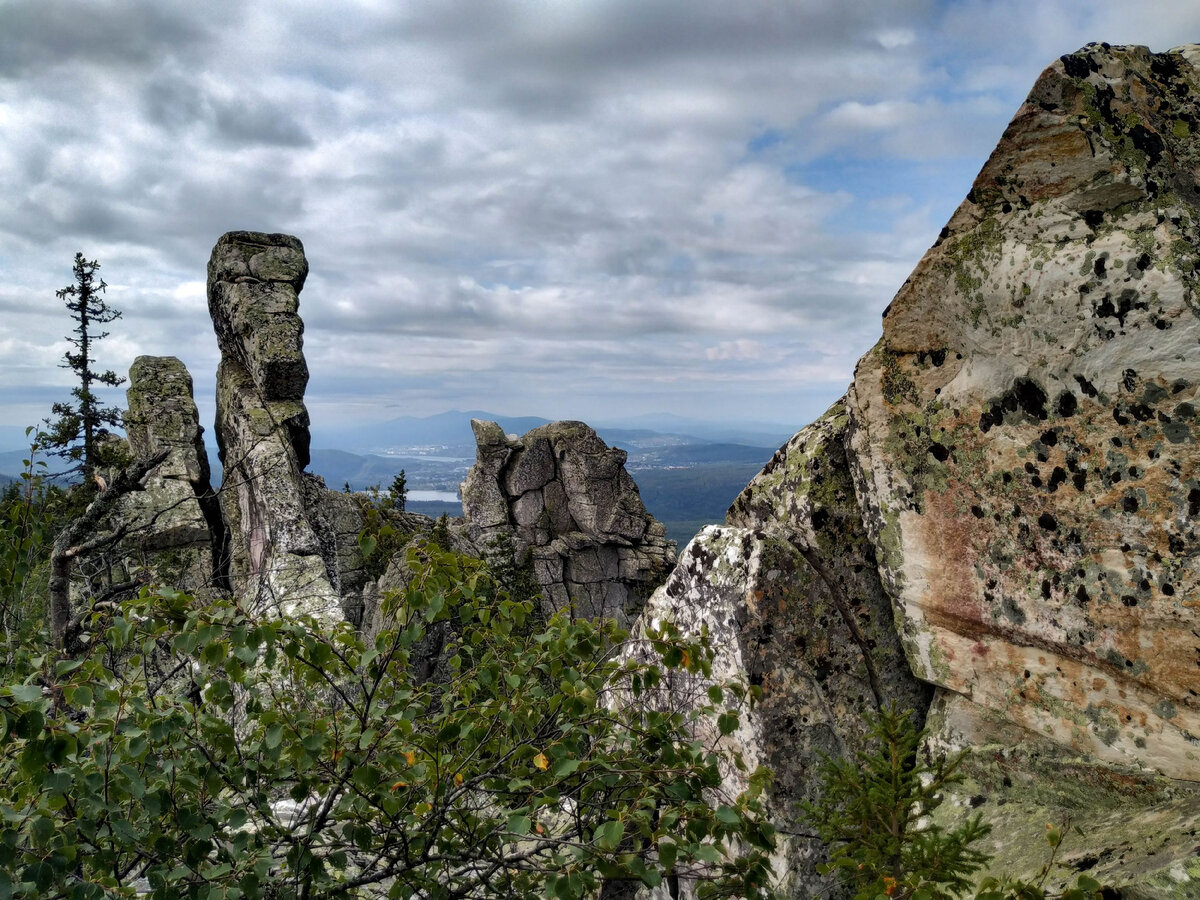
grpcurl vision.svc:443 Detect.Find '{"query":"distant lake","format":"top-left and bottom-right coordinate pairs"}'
top-left (408, 490), bottom-right (461, 503)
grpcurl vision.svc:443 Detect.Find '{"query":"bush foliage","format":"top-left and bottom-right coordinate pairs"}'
top-left (0, 542), bottom-right (776, 899)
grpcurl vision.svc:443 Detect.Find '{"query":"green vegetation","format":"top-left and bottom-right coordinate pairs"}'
top-left (354, 472), bottom-right (413, 579)
top-left (0, 542), bottom-right (776, 899)
top-left (39, 254), bottom-right (126, 481)
top-left (0, 432), bottom-right (72, 646)
top-left (635, 462), bottom-right (766, 545)
top-left (804, 705), bottom-right (1106, 900)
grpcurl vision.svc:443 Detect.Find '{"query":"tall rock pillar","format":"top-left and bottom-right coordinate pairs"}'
top-left (208, 231), bottom-right (339, 619)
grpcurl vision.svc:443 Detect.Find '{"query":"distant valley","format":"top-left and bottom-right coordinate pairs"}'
top-left (0, 410), bottom-right (790, 547)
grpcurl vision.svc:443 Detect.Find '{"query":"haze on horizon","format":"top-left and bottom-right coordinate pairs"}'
top-left (3, 0), bottom-right (1200, 447)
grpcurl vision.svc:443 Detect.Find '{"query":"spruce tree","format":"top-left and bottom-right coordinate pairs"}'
top-left (41, 253), bottom-right (126, 479)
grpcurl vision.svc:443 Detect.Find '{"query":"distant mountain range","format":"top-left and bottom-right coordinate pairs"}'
top-left (0, 410), bottom-right (792, 547)
top-left (309, 409), bottom-right (793, 458)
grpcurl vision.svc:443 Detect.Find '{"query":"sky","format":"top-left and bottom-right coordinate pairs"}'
top-left (3, 0), bottom-right (1200, 449)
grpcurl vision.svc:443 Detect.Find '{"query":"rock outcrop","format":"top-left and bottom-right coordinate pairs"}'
top-left (639, 402), bottom-right (930, 896)
top-left (208, 231), bottom-right (357, 620)
top-left (119, 355), bottom-right (227, 592)
top-left (632, 43), bottom-right (1200, 897)
top-left (848, 42), bottom-right (1200, 780)
top-left (461, 419), bottom-right (675, 628)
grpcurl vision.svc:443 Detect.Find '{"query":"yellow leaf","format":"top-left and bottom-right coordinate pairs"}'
top-left (533, 752), bottom-right (549, 770)
top-left (404, 750), bottom-right (416, 766)
top-left (390, 781), bottom-right (407, 792)
top-left (454, 772), bottom-right (464, 785)
top-left (681, 649), bottom-right (691, 668)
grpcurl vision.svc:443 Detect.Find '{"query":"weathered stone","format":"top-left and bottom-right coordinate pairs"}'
top-left (926, 689), bottom-right (1200, 896)
top-left (209, 233), bottom-right (348, 621)
top-left (631, 526), bottom-right (873, 899)
top-left (461, 419), bottom-right (675, 628)
top-left (845, 43), bottom-right (1200, 781)
top-left (119, 356), bottom-right (224, 588)
top-left (208, 231), bottom-right (310, 406)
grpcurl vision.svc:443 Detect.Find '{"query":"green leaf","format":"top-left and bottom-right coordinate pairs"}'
top-left (359, 533), bottom-right (378, 557)
top-left (507, 814), bottom-right (531, 837)
top-left (715, 805), bottom-right (740, 826)
top-left (658, 838), bottom-right (678, 871)
top-left (552, 757), bottom-right (581, 778)
top-left (7, 684), bottom-right (43, 704)
top-left (265, 724), bottom-right (283, 750)
top-left (594, 819), bottom-right (624, 851)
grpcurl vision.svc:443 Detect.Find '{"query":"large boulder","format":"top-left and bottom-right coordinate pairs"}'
top-left (635, 401), bottom-right (930, 897)
top-left (847, 43), bottom-right (1200, 780)
top-left (628, 42), bottom-right (1200, 898)
top-left (461, 419), bottom-right (676, 629)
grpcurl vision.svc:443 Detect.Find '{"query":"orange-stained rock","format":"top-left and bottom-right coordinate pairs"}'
top-left (847, 43), bottom-right (1200, 780)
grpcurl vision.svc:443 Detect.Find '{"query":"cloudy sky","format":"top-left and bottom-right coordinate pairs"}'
top-left (3, 0), bottom-right (1199, 447)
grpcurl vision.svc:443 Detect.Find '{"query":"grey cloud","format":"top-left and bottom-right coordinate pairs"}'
top-left (0, 0), bottom-right (216, 78)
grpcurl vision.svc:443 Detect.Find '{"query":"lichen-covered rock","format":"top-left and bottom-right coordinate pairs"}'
top-left (208, 231), bottom-right (310, 407)
top-left (925, 691), bottom-right (1200, 896)
top-left (634, 525), bottom-right (856, 898)
top-left (728, 397), bottom-right (930, 720)
top-left (209, 232), bottom-right (340, 620)
top-left (120, 355), bottom-right (226, 591)
top-left (461, 419), bottom-right (675, 628)
top-left (846, 44), bottom-right (1200, 780)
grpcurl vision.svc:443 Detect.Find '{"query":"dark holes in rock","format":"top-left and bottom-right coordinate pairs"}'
top-left (1057, 391), bottom-right (1078, 417)
top-left (1074, 374), bottom-right (1099, 398)
top-left (1049, 467), bottom-right (1067, 492)
top-left (1038, 512), bottom-right (1058, 531)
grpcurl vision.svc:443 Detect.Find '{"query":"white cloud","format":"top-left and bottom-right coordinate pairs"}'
top-left (0, 0), bottom-right (1194, 440)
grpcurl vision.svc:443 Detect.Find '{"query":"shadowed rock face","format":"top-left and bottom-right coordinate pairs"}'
top-left (461, 419), bottom-right (676, 629)
top-left (847, 43), bottom-right (1200, 780)
top-left (208, 232), bottom-right (342, 619)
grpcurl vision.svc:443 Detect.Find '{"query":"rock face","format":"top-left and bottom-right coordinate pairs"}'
top-left (461, 419), bottom-right (676, 628)
top-left (630, 43), bottom-right (1200, 897)
top-left (640, 402), bottom-right (930, 897)
top-left (847, 43), bottom-right (1200, 780)
top-left (208, 231), bottom-right (352, 620)
top-left (118, 355), bottom-right (226, 592)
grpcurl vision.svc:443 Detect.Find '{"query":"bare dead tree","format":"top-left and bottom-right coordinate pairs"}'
top-left (49, 449), bottom-right (167, 650)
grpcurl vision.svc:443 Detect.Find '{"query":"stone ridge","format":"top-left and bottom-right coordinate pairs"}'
top-left (848, 42), bottom-right (1200, 779)
top-left (461, 418), bottom-right (676, 629)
